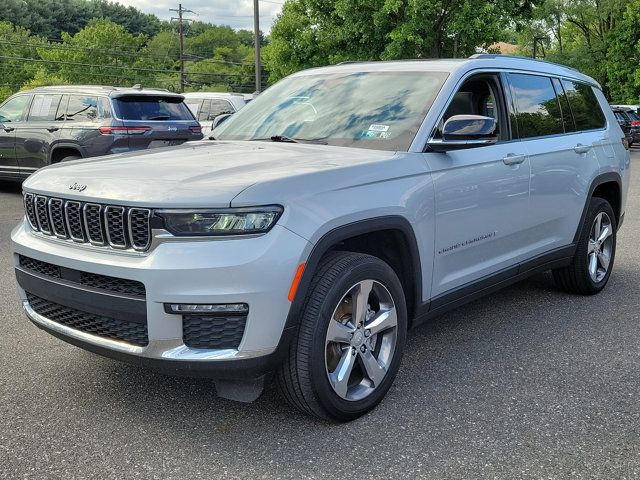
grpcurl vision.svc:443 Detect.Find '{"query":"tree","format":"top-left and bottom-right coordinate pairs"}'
top-left (264, 0), bottom-right (536, 82)
top-left (0, 22), bottom-right (45, 100)
top-left (37, 19), bottom-right (148, 87)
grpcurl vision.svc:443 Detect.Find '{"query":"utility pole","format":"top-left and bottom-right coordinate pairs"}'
top-left (170, 4), bottom-right (196, 93)
top-left (253, 0), bottom-right (262, 94)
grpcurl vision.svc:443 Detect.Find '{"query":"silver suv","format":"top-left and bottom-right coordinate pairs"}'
top-left (11, 55), bottom-right (630, 421)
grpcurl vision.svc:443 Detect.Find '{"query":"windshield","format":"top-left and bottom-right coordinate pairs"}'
top-left (214, 71), bottom-right (448, 151)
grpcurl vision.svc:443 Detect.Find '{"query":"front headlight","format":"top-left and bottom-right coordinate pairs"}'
top-left (156, 206), bottom-right (283, 236)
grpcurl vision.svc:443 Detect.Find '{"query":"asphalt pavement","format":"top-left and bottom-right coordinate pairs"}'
top-left (1, 152), bottom-right (639, 479)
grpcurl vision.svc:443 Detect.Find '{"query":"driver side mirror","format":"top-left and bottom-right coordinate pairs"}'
top-left (428, 115), bottom-right (498, 152)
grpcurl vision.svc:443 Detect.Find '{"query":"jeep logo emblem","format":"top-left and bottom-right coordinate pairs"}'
top-left (69, 182), bottom-right (87, 192)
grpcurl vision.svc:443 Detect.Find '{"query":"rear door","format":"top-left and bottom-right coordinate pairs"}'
top-left (112, 95), bottom-right (203, 151)
top-left (509, 73), bottom-right (603, 256)
top-left (15, 93), bottom-right (64, 173)
top-left (0, 94), bottom-right (31, 178)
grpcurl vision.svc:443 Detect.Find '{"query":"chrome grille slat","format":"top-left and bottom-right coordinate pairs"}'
top-left (22, 193), bottom-right (152, 252)
top-left (83, 203), bottom-right (105, 246)
top-left (64, 201), bottom-right (85, 242)
top-left (48, 198), bottom-right (67, 239)
top-left (35, 195), bottom-right (52, 234)
top-left (128, 208), bottom-right (151, 251)
top-left (104, 206), bottom-right (127, 249)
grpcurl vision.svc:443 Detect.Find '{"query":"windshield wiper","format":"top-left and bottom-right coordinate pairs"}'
top-left (251, 135), bottom-right (328, 145)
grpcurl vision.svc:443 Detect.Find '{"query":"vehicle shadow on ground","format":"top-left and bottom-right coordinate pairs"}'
top-left (0, 181), bottom-right (22, 194)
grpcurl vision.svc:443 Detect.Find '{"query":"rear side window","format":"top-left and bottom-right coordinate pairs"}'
top-left (561, 80), bottom-right (606, 131)
top-left (65, 95), bottom-right (100, 122)
top-left (0, 95), bottom-right (31, 122)
top-left (27, 94), bottom-right (63, 121)
top-left (209, 99), bottom-right (235, 118)
top-left (114, 96), bottom-right (195, 121)
top-left (509, 73), bottom-right (564, 138)
top-left (552, 78), bottom-right (575, 132)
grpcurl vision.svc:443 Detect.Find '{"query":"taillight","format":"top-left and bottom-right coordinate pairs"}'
top-left (99, 126), bottom-right (151, 135)
top-left (189, 125), bottom-right (202, 134)
top-left (632, 121), bottom-right (640, 126)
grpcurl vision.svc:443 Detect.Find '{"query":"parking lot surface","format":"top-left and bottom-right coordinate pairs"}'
top-left (1, 152), bottom-right (639, 479)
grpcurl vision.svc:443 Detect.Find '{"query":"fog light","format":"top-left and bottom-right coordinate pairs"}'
top-left (165, 303), bottom-right (249, 314)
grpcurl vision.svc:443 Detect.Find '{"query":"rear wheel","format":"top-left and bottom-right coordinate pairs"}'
top-left (553, 197), bottom-right (616, 295)
top-left (277, 251), bottom-right (407, 421)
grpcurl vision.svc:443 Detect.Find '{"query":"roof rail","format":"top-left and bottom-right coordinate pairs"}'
top-left (336, 60), bottom-right (363, 65)
top-left (469, 53), bottom-right (580, 72)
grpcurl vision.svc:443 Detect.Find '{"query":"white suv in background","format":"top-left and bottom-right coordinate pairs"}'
top-left (12, 55), bottom-right (630, 421)
top-left (183, 92), bottom-right (248, 136)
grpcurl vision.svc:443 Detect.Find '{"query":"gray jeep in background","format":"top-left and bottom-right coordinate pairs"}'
top-left (0, 86), bottom-right (203, 181)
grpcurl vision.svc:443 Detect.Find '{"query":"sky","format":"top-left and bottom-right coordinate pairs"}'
top-left (114, 0), bottom-right (284, 31)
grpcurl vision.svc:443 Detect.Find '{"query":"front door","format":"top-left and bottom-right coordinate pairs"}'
top-left (14, 93), bottom-right (63, 174)
top-left (425, 73), bottom-right (531, 299)
top-left (0, 94), bottom-right (31, 178)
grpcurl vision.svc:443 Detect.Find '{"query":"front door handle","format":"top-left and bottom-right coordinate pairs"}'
top-left (574, 144), bottom-right (592, 154)
top-left (502, 153), bottom-right (526, 166)
top-left (3, 126), bottom-right (14, 132)
top-left (47, 126), bottom-right (59, 132)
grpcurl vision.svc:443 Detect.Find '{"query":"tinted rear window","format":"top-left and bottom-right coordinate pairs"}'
top-left (114, 96), bottom-right (195, 121)
top-left (509, 73), bottom-right (564, 138)
top-left (561, 80), bottom-right (606, 131)
top-left (64, 95), bottom-right (100, 122)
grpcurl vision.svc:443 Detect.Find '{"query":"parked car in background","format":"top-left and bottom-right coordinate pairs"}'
top-left (612, 106), bottom-right (640, 147)
top-left (0, 85), bottom-right (203, 181)
top-left (611, 104), bottom-right (640, 115)
top-left (183, 92), bottom-right (247, 136)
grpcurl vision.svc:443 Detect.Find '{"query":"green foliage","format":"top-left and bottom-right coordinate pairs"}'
top-left (264, 0), bottom-right (537, 82)
top-left (0, 4), bottom-right (263, 98)
top-left (0, 0), bottom-right (161, 39)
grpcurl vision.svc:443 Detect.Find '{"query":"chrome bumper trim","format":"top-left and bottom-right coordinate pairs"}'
top-left (23, 300), bottom-right (274, 361)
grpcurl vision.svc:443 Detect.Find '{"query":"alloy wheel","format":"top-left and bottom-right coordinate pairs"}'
top-left (587, 211), bottom-right (614, 283)
top-left (324, 280), bottom-right (398, 401)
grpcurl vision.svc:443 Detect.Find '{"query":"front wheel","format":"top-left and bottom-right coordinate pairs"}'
top-left (277, 252), bottom-right (407, 421)
top-left (553, 197), bottom-right (616, 295)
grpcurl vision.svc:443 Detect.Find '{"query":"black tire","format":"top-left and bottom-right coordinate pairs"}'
top-left (276, 251), bottom-right (407, 421)
top-left (60, 155), bottom-right (81, 162)
top-left (553, 197), bottom-right (616, 295)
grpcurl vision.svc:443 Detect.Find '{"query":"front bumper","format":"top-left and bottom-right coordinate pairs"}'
top-left (12, 220), bottom-right (311, 378)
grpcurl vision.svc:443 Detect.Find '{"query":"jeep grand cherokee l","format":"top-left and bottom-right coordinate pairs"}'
top-left (0, 86), bottom-right (203, 181)
top-left (11, 55), bottom-right (630, 421)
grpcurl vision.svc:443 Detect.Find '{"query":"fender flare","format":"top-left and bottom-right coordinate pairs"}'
top-left (283, 216), bottom-right (423, 334)
top-left (572, 172), bottom-right (622, 243)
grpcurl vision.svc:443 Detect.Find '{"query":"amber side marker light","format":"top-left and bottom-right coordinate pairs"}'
top-left (288, 263), bottom-right (306, 302)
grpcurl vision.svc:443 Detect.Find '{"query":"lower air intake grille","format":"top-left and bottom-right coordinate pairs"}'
top-left (27, 292), bottom-right (148, 347)
top-left (182, 314), bottom-right (247, 349)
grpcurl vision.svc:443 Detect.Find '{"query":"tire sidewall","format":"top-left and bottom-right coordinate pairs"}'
top-left (306, 256), bottom-right (407, 420)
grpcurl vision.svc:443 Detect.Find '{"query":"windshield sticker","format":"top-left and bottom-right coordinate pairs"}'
top-left (369, 124), bottom-right (390, 132)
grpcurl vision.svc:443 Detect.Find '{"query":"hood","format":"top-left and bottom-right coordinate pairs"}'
top-left (23, 141), bottom-right (396, 207)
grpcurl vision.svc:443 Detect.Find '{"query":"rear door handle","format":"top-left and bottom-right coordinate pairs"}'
top-left (47, 126), bottom-right (59, 132)
top-left (574, 144), bottom-right (592, 154)
top-left (502, 153), bottom-right (526, 166)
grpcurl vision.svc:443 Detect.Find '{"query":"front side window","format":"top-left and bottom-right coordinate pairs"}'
top-left (27, 94), bottom-right (63, 122)
top-left (65, 95), bottom-right (100, 122)
top-left (114, 96), bottom-right (195, 121)
top-left (561, 80), bottom-right (606, 131)
top-left (0, 95), bottom-right (31, 123)
top-left (214, 71), bottom-right (449, 151)
top-left (509, 74), bottom-right (564, 138)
